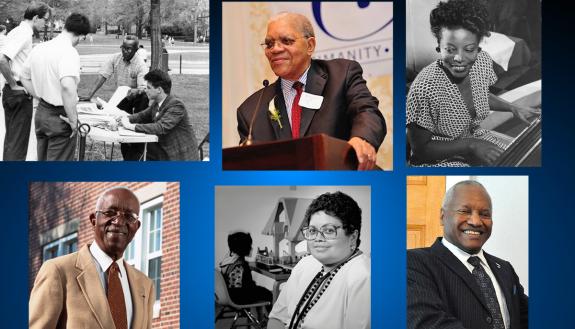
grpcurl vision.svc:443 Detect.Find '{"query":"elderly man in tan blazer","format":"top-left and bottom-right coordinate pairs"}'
top-left (29, 187), bottom-right (155, 329)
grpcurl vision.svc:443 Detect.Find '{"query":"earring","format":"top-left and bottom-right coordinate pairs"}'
top-left (477, 47), bottom-right (482, 52)
top-left (435, 46), bottom-right (440, 53)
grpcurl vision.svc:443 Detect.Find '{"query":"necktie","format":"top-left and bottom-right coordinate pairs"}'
top-left (291, 81), bottom-right (304, 138)
top-left (107, 262), bottom-right (128, 329)
top-left (468, 256), bottom-right (505, 329)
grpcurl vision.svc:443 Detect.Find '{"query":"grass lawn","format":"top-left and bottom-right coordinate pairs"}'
top-left (78, 73), bottom-right (209, 160)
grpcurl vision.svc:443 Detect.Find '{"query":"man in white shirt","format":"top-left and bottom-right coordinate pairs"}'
top-left (29, 186), bottom-right (155, 329)
top-left (407, 181), bottom-right (528, 329)
top-left (21, 13), bottom-right (89, 161)
top-left (0, 2), bottom-right (50, 160)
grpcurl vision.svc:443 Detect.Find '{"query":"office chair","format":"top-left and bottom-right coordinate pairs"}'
top-left (214, 269), bottom-right (270, 329)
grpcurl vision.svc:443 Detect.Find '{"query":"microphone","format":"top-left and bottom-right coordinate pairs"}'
top-left (241, 79), bottom-right (270, 146)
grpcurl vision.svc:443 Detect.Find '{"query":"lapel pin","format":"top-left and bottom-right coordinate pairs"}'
top-left (496, 262), bottom-right (501, 269)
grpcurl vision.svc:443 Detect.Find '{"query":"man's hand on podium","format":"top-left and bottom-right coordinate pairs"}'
top-left (348, 137), bottom-right (376, 171)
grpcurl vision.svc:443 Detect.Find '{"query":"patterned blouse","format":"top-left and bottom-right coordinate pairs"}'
top-left (406, 51), bottom-right (508, 167)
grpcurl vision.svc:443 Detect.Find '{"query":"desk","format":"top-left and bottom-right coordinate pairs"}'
top-left (85, 126), bottom-right (158, 161)
top-left (249, 263), bottom-right (291, 303)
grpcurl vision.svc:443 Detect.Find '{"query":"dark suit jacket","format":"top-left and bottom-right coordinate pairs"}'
top-left (407, 238), bottom-right (528, 329)
top-left (237, 59), bottom-right (386, 148)
top-left (129, 94), bottom-right (199, 160)
top-left (29, 245), bottom-right (154, 329)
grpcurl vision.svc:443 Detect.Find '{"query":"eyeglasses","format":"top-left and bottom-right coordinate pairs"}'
top-left (301, 225), bottom-right (342, 240)
top-left (95, 209), bottom-right (139, 223)
top-left (260, 36), bottom-right (308, 50)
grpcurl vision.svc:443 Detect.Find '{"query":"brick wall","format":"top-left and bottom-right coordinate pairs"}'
top-left (29, 182), bottom-right (180, 329)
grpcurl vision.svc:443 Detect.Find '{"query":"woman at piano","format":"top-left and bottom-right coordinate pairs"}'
top-left (406, 0), bottom-right (539, 167)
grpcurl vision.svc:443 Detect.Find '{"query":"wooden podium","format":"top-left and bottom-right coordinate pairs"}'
top-left (223, 134), bottom-right (358, 170)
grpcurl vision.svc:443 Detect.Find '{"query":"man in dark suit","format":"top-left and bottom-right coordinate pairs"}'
top-left (237, 12), bottom-right (386, 170)
top-left (407, 180), bottom-right (528, 329)
top-left (120, 69), bottom-right (199, 161)
top-left (30, 187), bottom-right (154, 329)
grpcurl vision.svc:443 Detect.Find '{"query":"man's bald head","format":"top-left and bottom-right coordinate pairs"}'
top-left (440, 180), bottom-right (493, 254)
top-left (264, 12), bottom-right (316, 80)
top-left (442, 180), bottom-right (491, 210)
top-left (95, 187), bottom-right (139, 211)
top-left (268, 12), bottom-right (315, 38)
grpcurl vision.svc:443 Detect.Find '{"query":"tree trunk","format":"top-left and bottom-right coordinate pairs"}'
top-left (136, 0), bottom-right (144, 39)
top-left (150, 0), bottom-right (163, 71)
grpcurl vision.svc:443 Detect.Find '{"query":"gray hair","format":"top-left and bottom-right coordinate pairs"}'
top-left (270, 12), bottom-right (315, 38)
top-left (441, 180), bottom-right (490, 209)
top-left (94, 186), bottom-right (139, 210)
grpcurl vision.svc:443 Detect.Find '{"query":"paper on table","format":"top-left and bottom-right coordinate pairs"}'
top-left (76, 102), bottom-right (99, 114)
top-left (108, 86), bottom-right (131, 107)
top-left (118, 127), bottom-right (147, 137)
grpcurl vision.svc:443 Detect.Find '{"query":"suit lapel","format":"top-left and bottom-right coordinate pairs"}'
top-left (153, 95), bottom-right (171, 122)
top-left (75, 245), bottom-right (116, 329)
top-left (271, 81), bottom-right (292, 139)
top-left (485, 252), bottom-right (514, 322)
top-left (432, 239), bottom-right (491, 313)
top-left (125, 262), bottom-right (147, 329)
top-left (300, 61), bottom-right (327, 136)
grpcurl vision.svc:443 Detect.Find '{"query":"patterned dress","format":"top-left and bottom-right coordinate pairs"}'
top-left (407, 51), bottom-right (508, 167)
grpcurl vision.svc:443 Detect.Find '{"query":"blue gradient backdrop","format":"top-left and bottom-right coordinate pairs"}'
top-left (0, 0), bottom-right (573, 328)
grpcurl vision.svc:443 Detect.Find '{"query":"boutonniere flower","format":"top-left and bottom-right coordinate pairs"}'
top-left (268, 98), bottom-right (283, 129)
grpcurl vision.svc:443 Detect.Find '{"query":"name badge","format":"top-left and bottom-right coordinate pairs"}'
top-left (299, 92), bottom-right (323, 110)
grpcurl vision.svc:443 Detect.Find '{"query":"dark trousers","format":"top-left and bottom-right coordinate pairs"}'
top-left (35, 100), bottom-right (75, 161)
top-left (117, 93), bottom-right (149, 160)
top-left (2, 85), bottom-right (33, 160)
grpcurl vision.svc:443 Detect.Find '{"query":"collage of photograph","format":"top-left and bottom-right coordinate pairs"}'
top-left (0, 0), bottom-right (570, 329)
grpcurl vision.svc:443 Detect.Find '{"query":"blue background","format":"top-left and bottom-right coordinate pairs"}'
top-left (0, 0), bottom-right (573, 328)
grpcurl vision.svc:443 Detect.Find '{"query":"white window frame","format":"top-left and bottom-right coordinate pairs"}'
top-left (42, 233), bottom-right (78, 262)
top-left (124, 196), bottom-right (163, 318)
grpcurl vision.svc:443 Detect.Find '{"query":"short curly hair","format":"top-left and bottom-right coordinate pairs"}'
top-left (303, 191), bottom-right (362, 248)
top-left (430, 0), bottom-right (490, 43)
top-left (227, 232), bottom-right (253, 257)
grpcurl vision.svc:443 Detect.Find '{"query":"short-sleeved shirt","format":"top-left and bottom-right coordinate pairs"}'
top-left (269, 254), bottom-right (371, 329)
top-left (21, 33), bottom-right (80, 106)
top-left (99, 52), bottom-right (147, 89)
top-left (0, 21), bottom-right (33, 82)
top-left (406, 51), bottom-right (508, 167)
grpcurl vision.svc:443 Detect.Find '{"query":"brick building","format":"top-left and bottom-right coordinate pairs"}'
top-left (29, 182), bottom-right (180, 329)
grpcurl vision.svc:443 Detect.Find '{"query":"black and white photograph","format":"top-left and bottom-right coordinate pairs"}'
top-left (0, 0), bottom-right (209, 161)
top-left (406, 0), bottom-right (541, 167)
top-left (215, 186), bottom-right (371, 329)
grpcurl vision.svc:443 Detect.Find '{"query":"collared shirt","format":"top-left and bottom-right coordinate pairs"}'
top-left (280, 65), bottom-right (310, 125)
top-left (99, 52), bottom-right (147, 89)
top-left (21, 33), bottom-right (80, 106)
top-left (89, 242), bottom-right (134, 329)
top-left (442, 238), bottom-right (510, 328)
top-left (0, 21), bottom-right (33, 82)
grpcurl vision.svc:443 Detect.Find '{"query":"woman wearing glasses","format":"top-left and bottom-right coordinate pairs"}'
top-left (267, 192), bottom-right (370, 329)
top-left (406, 0), bottom-right (538, 167)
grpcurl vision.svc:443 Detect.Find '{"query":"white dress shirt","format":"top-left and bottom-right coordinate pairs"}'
top-left (21, 33), bottom-right (80, 106)
top-left (280, 65), bottom-right (310, 125)
top-left (442, 238), bottom-right (510, 329)
top-left (0, 21), bottom-right (33, 83)
top-left (89, 242), bottom-right (134, 329)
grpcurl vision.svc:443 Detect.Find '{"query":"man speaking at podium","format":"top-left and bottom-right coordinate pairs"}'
top-left (236, 12), bottom-right (386, 170)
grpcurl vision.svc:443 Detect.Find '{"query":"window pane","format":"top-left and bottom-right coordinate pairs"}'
top-left (124, 241), bottom-right (135, 262)
top-left (147, 206), bottom-right (162, 254)
top-left (148, 257), bottom-right (161, 301)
